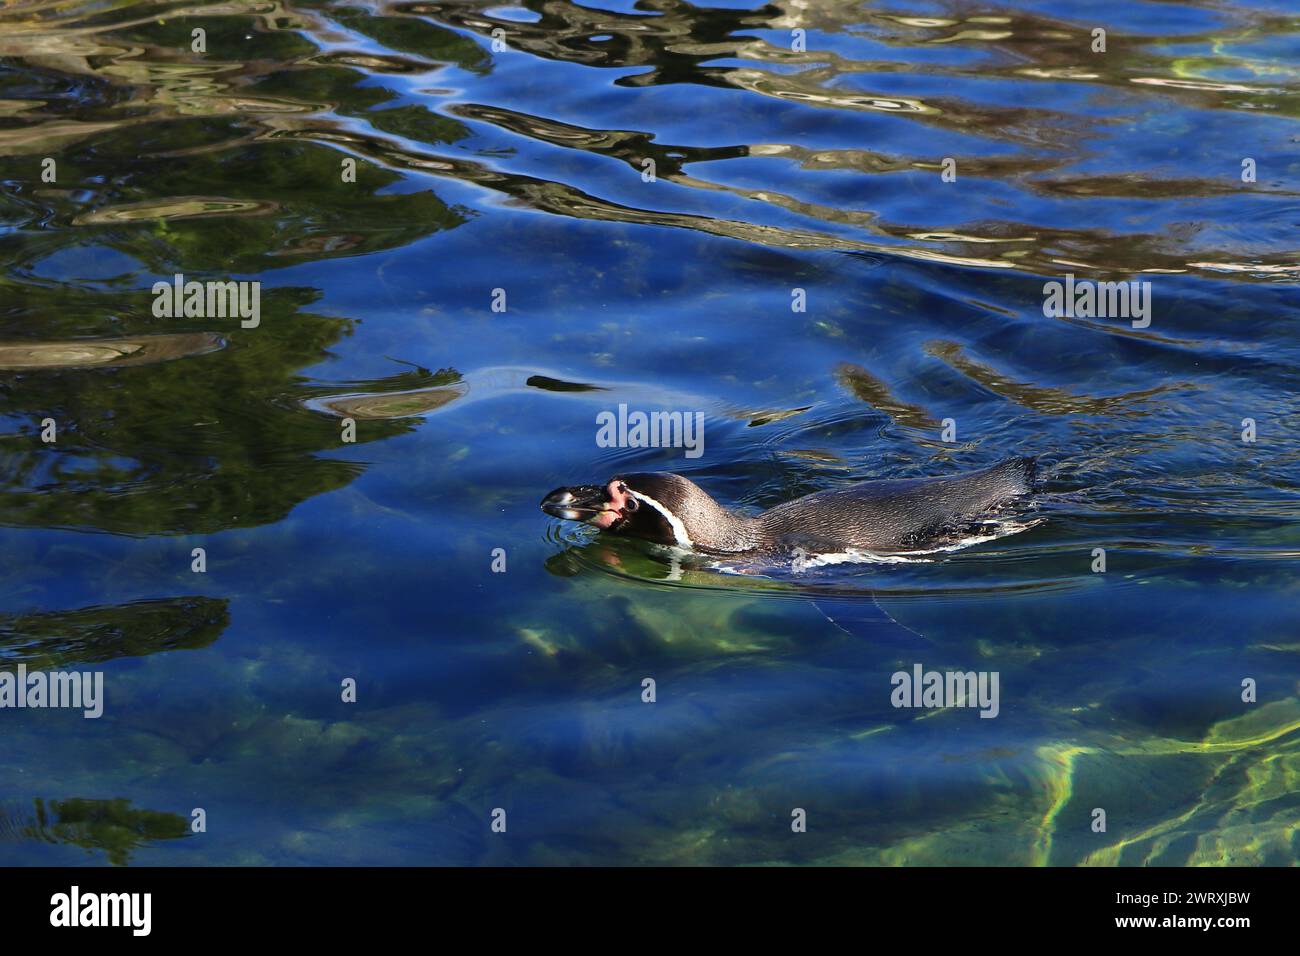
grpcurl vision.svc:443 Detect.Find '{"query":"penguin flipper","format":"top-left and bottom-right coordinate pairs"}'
top-left (812, 593), bottom-right (933, 652)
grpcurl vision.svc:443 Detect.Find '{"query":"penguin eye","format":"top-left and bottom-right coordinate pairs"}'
top-left (624, 496), bottom-right (639, 512)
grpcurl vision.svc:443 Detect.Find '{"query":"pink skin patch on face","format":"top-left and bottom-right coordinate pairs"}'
top-left (589, 480), bottom-right (631, 529)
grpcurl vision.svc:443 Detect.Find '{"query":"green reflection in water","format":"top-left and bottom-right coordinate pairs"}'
top-left (1, 798), bottom-right (189, 867)
top-left (0, 596), bottom-right (229, 669)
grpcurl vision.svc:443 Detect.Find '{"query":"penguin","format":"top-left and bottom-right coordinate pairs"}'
top-left (541, 457), bottom-right (1037, 557)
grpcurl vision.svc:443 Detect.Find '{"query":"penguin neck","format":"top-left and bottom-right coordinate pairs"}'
top-left (671, 495), bottom-right (762, 554)
top-left (700, 511), bottom-right (763, 553)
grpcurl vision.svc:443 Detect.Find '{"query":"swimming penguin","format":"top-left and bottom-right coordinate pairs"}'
top-left (541, 457), bottom-right (1037, 556)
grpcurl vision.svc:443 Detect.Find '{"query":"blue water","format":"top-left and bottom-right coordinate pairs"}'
top-left (0, 0), bottom-right (1297, 865)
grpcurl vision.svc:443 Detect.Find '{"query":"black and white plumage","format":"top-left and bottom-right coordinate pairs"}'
top-left (541, 457), bottom-right (1038, 557)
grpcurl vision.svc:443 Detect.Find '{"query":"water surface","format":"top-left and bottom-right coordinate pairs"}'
top-left (1, 0), bottom-right (1298, 865)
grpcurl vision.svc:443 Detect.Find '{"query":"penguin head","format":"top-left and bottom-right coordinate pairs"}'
top-left (541, 473), bottom-right (701, 547)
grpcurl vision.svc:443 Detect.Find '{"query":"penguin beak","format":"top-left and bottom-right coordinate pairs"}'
top-left (541, 485), bottom-right (612, 522)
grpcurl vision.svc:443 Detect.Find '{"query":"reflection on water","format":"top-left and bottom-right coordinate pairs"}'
top-left (0, 597), bottom-right (228, 668)
top-left (0, 334), bottom-right (225, 371)
top-left (0, 798), bottom-right (189, 867)
top-left (2, 0), bottom-right (1297, 277)
top-left (0, 0), bottom-right (1297, 865)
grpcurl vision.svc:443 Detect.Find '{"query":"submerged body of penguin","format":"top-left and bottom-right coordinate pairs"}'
top-left (541, 457), bottom-right (1037, 558)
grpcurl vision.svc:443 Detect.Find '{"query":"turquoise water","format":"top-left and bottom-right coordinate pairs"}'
top-left (0, 0), bottom-right (1298, 865)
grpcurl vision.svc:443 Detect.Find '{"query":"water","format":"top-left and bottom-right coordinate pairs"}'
top-left (1, 0), bottom-right (1297, 866)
